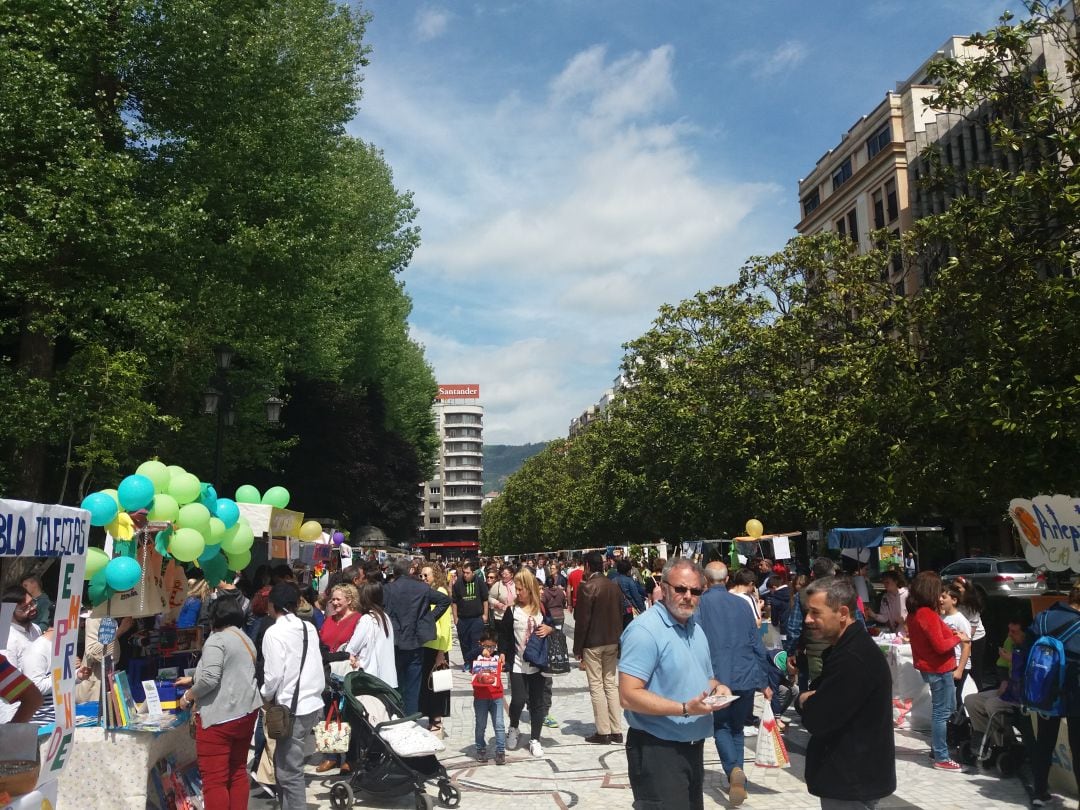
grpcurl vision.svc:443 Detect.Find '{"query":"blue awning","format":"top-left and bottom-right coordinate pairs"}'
top-left (827, 527), bottom-right (888, 550)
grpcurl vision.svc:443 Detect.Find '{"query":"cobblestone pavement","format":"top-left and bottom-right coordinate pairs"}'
top-left (253, 612), bottom-right (1041, 810)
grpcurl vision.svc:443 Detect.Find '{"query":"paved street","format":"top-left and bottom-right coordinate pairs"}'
top-left (255, 613), bottom-right (1036, 810)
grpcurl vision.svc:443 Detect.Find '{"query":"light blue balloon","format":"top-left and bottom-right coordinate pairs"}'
top-left (117, 474), bottom-right (155, 511)
top-left (104, 556), bottom-right (142, 592)
top-left (198, 543), bottom-right (222, 563)
top-left (214, 498), bottom-right (240, 529)
top-left (81, 492), bottom-right (119, 527)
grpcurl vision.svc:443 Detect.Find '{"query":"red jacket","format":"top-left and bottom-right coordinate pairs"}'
top-left (907, 607), bottom-right (957, 673)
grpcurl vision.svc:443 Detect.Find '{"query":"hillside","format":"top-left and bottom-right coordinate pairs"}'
top-left (483, 442), bottom-right (549, 494)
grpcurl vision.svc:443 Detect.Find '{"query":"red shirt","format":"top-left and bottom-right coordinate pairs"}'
top-left (320, 610), bottom-right (361, 653)
top-left (907, 606), bottom-right (958, 673)
top-left (567, 568), bottom-right (584, 609)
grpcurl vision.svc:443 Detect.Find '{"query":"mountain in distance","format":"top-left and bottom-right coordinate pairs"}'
top-left (483, 442), bottom-right (549, 494)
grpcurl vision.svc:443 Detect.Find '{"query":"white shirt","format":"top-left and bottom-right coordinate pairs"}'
top-left (942, 612), bottom-right (972, 670)
top-left (344, 612), bottom-right (398, 687)
top-left (2, 622), bottom-right (42, 671)
top-left (852, 575), bottom-right (871, 606)
top-left (21, 632), bottom-right (54, 695)
top-left (260, 614), bottom-right (325, 715)
top-left (733, 591), bottom-right (760, 622)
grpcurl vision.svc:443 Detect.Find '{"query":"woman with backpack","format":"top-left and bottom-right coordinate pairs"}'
top-left (1027, 584), bottom-right (1080, 806)
top-left (906, 571), bottom-right (969, 771)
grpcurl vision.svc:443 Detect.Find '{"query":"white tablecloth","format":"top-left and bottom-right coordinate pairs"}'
top-left (55, 724), bottom-right (195, 810)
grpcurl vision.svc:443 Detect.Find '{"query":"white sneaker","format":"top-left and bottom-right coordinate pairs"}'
top-left (528, 739), bottom-right (544, 757)
top-left (742, 726), bottom-right (758, 737)
top-left (506, 728), bottom-right (520, 750)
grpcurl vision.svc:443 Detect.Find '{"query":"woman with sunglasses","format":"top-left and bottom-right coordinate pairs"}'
top-left (419, 563), bottom-right (452, 736)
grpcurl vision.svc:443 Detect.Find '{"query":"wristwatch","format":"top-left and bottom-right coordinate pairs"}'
top-left (682, 702), bottom-right (689, 718)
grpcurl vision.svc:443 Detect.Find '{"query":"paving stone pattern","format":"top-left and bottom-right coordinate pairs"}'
top-left (252, 612), bottom-right (1034, 810)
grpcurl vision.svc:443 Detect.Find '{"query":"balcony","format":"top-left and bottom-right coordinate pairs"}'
top-left (444, 462), bottom-right (483, 471)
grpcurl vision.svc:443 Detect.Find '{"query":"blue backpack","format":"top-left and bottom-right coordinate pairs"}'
top-left (1023, 614), bottom-right (1080, 716)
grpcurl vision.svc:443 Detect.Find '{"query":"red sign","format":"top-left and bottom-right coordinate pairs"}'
top-left (437, 384), bottom-right (480, 400)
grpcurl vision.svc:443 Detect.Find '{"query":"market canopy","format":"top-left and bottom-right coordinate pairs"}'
top-left (827, 527), bottom-right (889, 550)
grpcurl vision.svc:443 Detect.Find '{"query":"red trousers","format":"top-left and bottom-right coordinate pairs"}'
top-left (195, 710), bottom-right (258, 810)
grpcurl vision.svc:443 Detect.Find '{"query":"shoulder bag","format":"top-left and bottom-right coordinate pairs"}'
top-left (265, 619), bottom-right (308, 740)
top-left (523, 614), bottom-right (552, 671)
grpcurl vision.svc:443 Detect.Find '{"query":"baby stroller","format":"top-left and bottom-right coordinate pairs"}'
top-left (328, 670), bottom-right (461, 810)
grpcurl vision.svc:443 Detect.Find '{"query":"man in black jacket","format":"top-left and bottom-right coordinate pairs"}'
top-left (798, 576), bottom-right (895, 809)
top-left (384, 556), bottom-right (452, 715)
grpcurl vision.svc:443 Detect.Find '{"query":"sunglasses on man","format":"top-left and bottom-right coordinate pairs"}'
top-left (664, 581), bottom-right (704, 597)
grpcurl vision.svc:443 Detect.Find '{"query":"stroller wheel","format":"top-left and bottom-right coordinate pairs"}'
top-left (329, 782), bottom-right (353, 809)
top-left (997, 750), bottom-right (1021, 777)
top-left (438, 780), bottom-right (461, 808)
top-left (415, 792), bottom-right (435, 810)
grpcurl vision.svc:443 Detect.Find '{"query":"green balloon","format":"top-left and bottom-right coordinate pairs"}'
top-left (88, 568), bottom-right (113, 607)
top-left (136, 460), bottom-right (170, 494)
top-left (226, 549), bottom-right (252, 572)
top-left (169, 472), bottom-right (201, 505)
top-left (221, 520), bottom-right (254, 554)
top-left (261, 486), bottom-right (290, 509)
top-left (178, 502), bottom-right (211, 533)
top-left (207, 516), bottom-right (226, 544)
top-left (201, 552), bottom-right (229, 587)
top-left (86, 547), bottom-right (110, 578)
top-left (235, 484), bottom-right (261, 504)
top-left (148, 493), bottom-right (180, 523)
top-left (170, 527), bottom-right (206, 563)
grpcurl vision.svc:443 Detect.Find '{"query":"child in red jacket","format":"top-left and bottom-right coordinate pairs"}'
top-left (471, 628), bottom-right (507, 764)
top-left (906, 571), bottom-right (970, 770)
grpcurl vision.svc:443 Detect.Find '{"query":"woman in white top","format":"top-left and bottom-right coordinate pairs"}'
top-left (954, 576), bottom-right (986, 689)
top-left (488, 565), bottom-right (517, 623)
top-left (497, 568), bottom-right (553, 757)
top-left (867, 570), bottom-right (909, 631)
top-left (346, 581), bottom-right (398, 688)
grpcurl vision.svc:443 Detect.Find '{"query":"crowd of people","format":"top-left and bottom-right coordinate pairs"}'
top-left (3, 547), bottom-right (1080, 810)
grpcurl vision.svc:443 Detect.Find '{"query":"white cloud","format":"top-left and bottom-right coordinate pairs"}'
top-left (353, 43), bottom-right (782, 443)
top-left (415, 7), bottom-right (451, 42)
top-left (733, 40), bottom-right (808, 80)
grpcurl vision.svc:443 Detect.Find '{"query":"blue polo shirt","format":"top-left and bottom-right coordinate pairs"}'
top-left (618, 601), bottom-right (714, 742)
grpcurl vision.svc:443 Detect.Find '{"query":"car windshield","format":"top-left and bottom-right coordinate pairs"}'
top-left (997, 560), bottom-right (1034, 574)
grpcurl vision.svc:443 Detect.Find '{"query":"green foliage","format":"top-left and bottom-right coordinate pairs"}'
top-left (0, 0), bottom-right (437, 522)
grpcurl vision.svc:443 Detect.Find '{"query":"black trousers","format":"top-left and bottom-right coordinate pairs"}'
top-left (509, 670), bottom-right (548, 741)
top-left (1032, 715), bottom-right (1080, 794)
top-left (625, 726), bottom-right (705, 810)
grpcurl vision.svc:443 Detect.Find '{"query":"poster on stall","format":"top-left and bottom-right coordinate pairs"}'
top-left (1010, 494), bottom-right (1080, 573)
top-left (0, 499), bottom-right (89, 791)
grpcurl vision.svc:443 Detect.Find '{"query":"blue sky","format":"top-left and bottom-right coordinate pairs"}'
top-left (347, 0), bottom-right (1023, 444)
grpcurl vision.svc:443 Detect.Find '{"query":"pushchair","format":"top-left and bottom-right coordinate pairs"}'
top-left (328, 671), bottom-right (461, 810)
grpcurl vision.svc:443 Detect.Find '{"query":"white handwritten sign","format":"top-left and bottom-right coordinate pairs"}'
top-left (0, 499), bottom-right (88, 790)
top-left (1010, 495), bottom-right (1080, 572)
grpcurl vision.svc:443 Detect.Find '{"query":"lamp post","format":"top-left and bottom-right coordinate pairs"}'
top-left (203, 346), bottom-right (284, 486)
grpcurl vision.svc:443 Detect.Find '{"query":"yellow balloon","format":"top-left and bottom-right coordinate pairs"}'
top-left (745, 519), bottom-right (764, 539)
top-left (298, 520), bottom-right (323, 542)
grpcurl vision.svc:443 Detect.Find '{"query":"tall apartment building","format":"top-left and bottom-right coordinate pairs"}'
top-left (416, 384), bottom-right (483, 554)
top-left (568, 372), bottom-right (634, 438)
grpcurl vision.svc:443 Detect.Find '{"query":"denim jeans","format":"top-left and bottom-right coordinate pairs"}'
top-left (474, 697), bottom-right (506, 752)
top-left (712, 688), bottom-right (756, 777)
top-left (396, 647), bottom-right (425, 716)
top-left (922, 670), bottom-right (956, 761)
top-left (457, 616), bottom-right (485, 671)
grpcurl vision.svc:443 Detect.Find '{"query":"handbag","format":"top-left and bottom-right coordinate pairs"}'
top-left (546, 629), bottom-right (571, 675)
top-left (523, 616), bottom-right (551, 671)
top-left (265, 619), bottom-right (308, 740)
top-left (428, 664), bottom-right (453, 693)
top-left (314, 700), bottom-right (351, 753)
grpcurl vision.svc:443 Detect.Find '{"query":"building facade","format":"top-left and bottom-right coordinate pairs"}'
top-left (417, 385), bottom-right (484, 553)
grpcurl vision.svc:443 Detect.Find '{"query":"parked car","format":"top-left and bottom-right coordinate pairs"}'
top-left (939, 557), bottom-right (1046, 596)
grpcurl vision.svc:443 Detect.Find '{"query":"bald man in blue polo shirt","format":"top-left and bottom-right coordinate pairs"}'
top-left (618, 558), bottom-right (732, 810)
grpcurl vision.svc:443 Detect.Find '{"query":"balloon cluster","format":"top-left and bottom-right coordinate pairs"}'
top-left (80, 463), bottom-right (292, 601)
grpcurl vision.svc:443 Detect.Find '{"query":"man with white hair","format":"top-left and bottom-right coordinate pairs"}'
top-left (704, 561), bottom-right (729, 588)
top-left (619, 558), bottom-right (732, 810)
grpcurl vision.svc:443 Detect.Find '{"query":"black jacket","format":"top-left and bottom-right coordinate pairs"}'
top-left (801, 621), bottom-right (896, 802)
top-left (384, 576), bottom-right (451, 650)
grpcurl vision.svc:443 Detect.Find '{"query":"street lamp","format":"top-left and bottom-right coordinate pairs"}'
top-left (203, 348), bottom-right (283, 486)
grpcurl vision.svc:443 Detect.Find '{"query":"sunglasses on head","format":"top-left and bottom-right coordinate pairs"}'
top-left (664, 581), bottom-right (704, 597)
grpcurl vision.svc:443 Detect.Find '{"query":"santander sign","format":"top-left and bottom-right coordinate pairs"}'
top-left (437, 384), bottom-right (480, 400)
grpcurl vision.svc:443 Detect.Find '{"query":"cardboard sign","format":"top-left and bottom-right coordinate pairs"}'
top-left (1010, 495), bottom-right (1080, 572)
top-left (0, 499), bottom-right (88, 789)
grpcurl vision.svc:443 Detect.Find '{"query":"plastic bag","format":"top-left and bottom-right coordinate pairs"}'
top-left (754, 702), bottom-right (790, 768)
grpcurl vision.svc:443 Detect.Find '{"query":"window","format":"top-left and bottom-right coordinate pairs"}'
top-left (802, 188), bottom-right (820, 217)
top-left (430, 516), bottom-right (441, 524)
top-left (835, 216), bottom-right (847, 239)
top-left (846, 208), bottom-right (858, 244)
top-left (832, 157), bottom-right (853, 190)
top-left (866, 124), bottom-right (892, 160)
top-left (885, 179), bottom-right (899, 222)
top-left (872, 190), bottom-right (885, 229)
top-left (429, 486), bottom-right (440, 495)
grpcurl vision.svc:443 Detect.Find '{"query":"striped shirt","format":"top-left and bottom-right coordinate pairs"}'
top-left (0, 653), bottom-right (33, 703)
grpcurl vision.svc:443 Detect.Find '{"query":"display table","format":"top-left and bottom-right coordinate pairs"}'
top-left (55, 723), bottom-right (195, 810)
